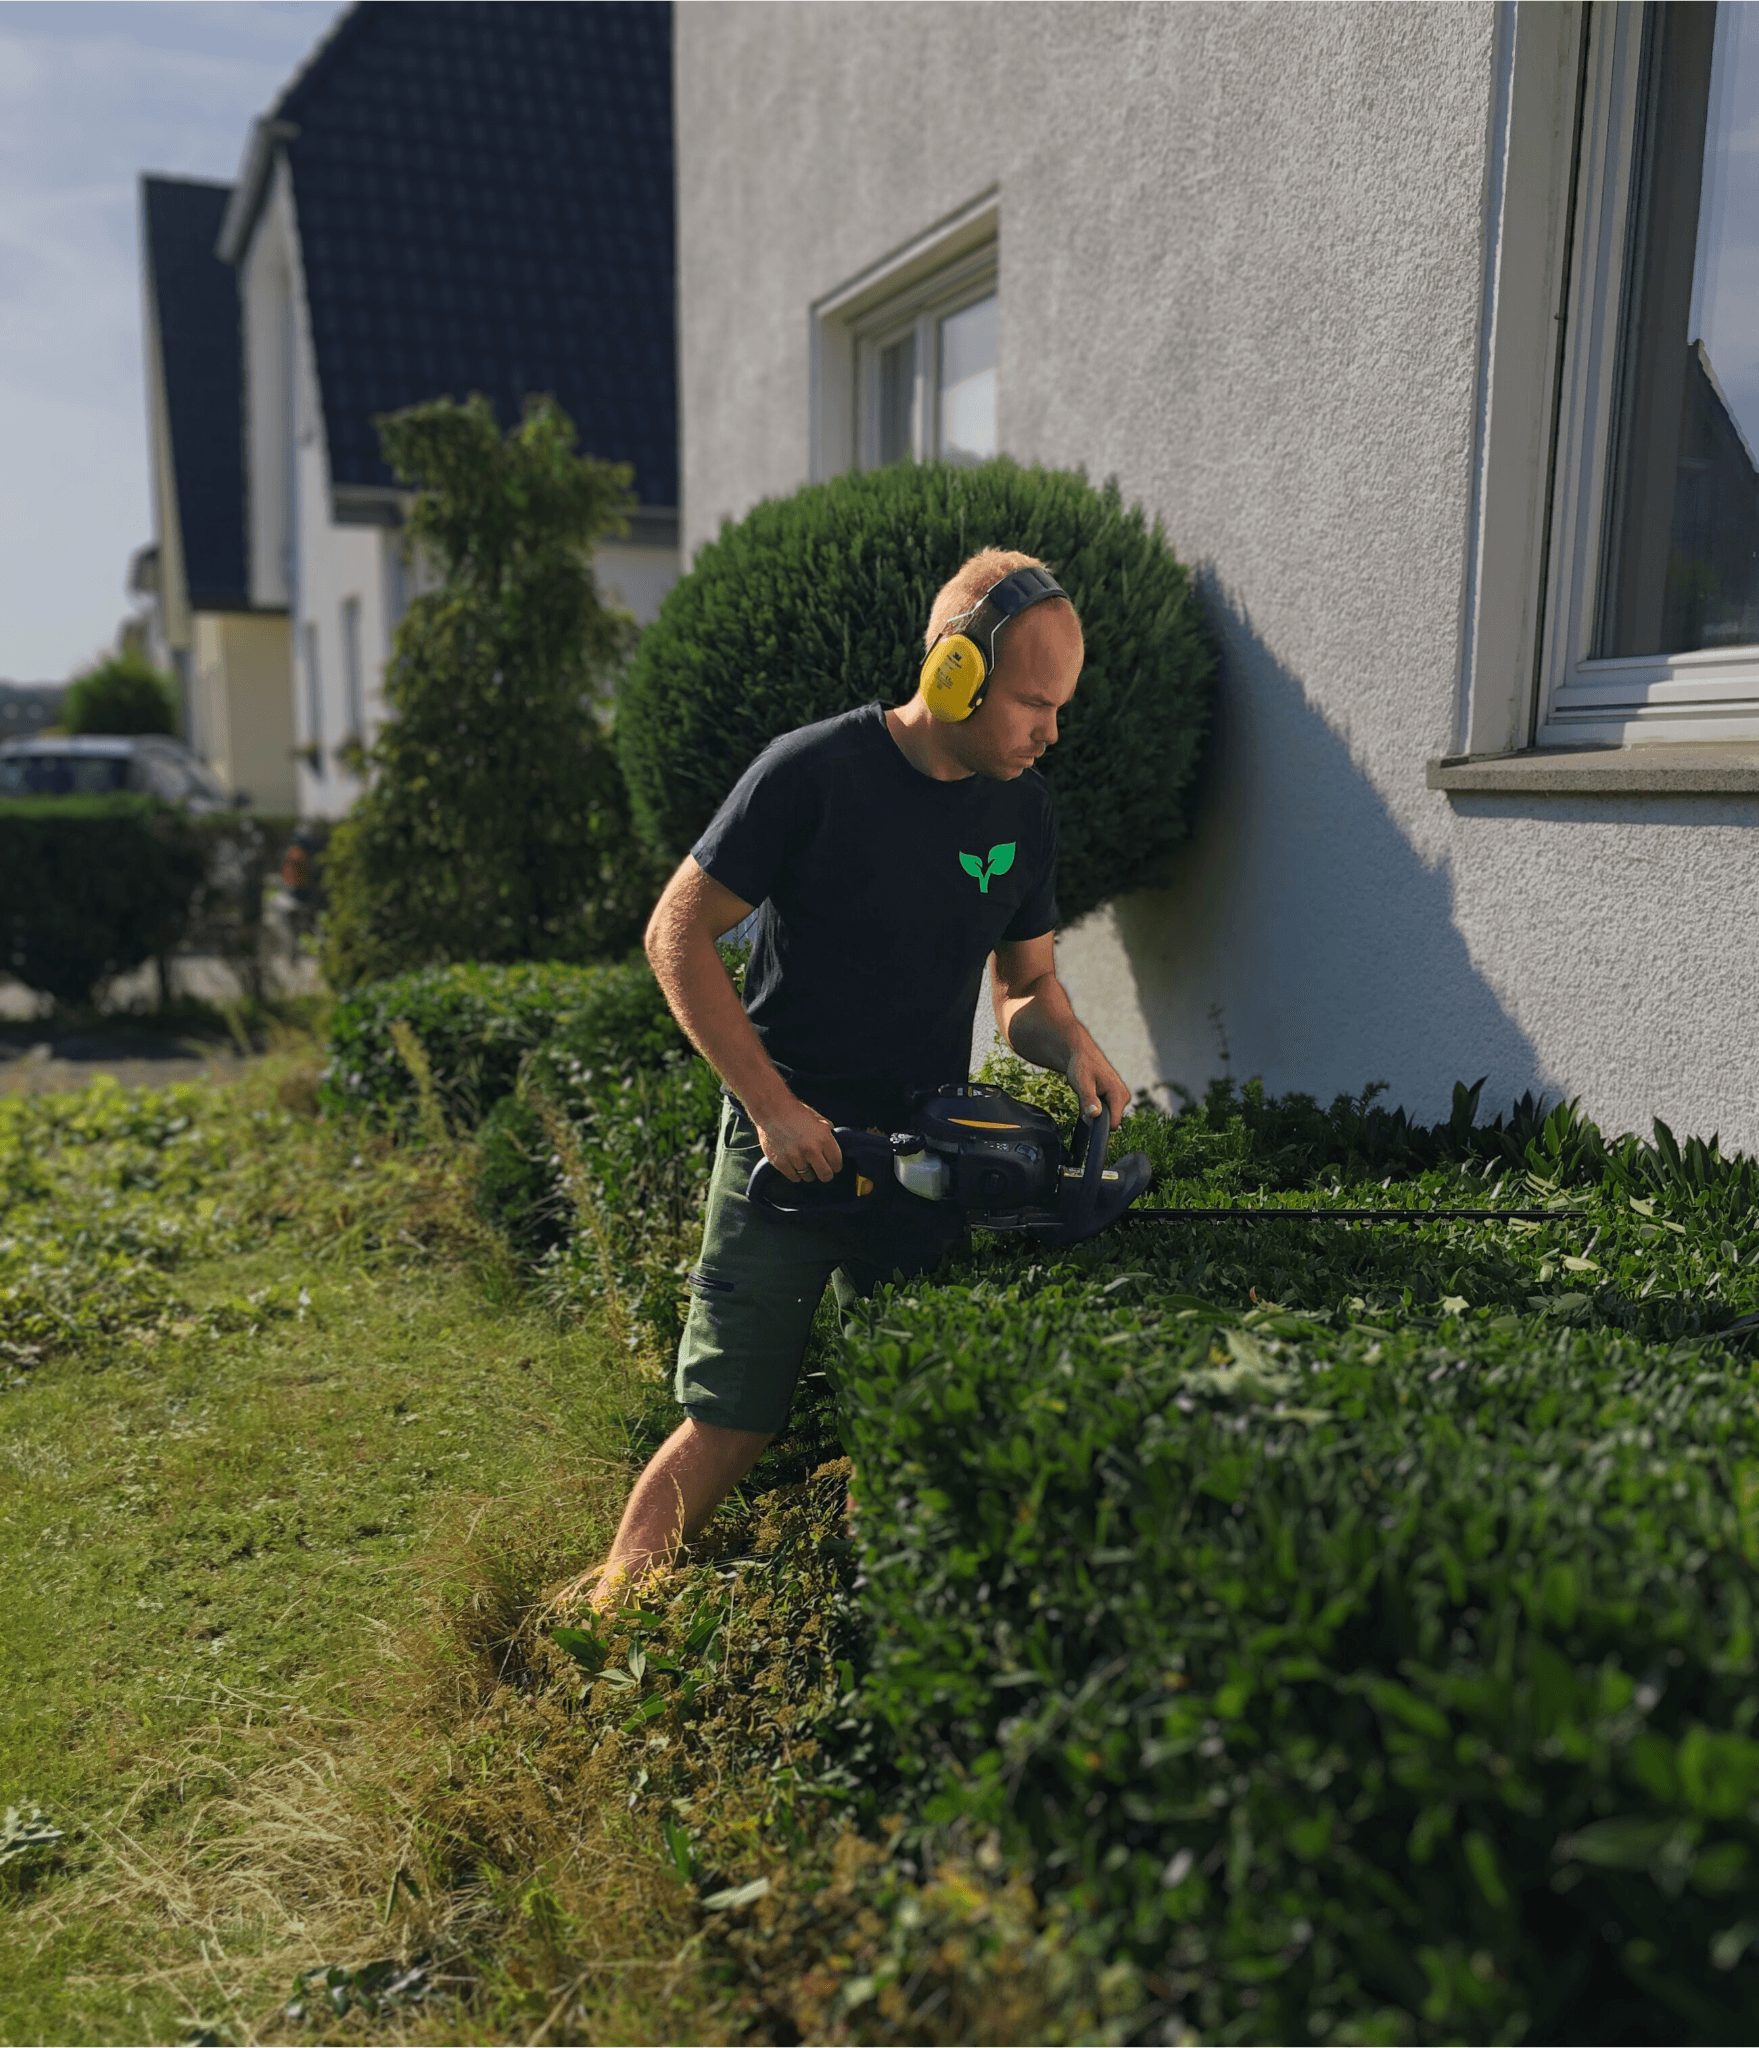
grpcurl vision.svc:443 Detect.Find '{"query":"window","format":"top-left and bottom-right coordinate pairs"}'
top-left (1540, 1), bottom-right (1759, 743)
top-left (301, 619), bottom-right (324, 770)
top-left (382, 532), bottom-right (410, 643)
top-left (340, 594), bottom-right (365, 742)
top-left (854, 263), bottom-right (997, 469)
top-left (811, 193), bottom-right (998, 481)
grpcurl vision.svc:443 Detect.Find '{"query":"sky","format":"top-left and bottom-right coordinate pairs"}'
top-left (0, 0), bottom-right (345, 684)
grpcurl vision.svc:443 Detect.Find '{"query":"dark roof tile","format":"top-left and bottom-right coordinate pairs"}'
top-left (140, 176), bottom-right (249, 611)
top-left (274, 0), bottom-right (675, 506)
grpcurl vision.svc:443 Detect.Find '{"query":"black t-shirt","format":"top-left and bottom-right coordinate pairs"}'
top-left (692, 703), bottom-right (1059, 1129)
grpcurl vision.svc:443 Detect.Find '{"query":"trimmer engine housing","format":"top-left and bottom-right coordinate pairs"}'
top-left (747, 1080), bottom-right (1153, 1247)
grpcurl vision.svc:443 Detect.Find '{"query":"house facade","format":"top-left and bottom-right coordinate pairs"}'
top-left (136, 0), bottom-right (678, 822)
top-left (675, 0), bottom-right (1759, 1148)
top-left (139, 175), bottom-right (296, 812)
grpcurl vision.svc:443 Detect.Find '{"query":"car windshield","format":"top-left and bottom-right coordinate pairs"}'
top-left (0, 753), bottom-right (130, 797)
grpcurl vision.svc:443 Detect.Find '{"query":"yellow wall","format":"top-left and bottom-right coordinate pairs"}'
top-left (192, 612), bottom-right (296, 814)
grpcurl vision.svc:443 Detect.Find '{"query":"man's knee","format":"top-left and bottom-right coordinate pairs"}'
top-left (677, 1415), bottom-right (773, 1476)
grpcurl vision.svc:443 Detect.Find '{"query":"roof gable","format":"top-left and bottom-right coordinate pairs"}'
top-left (141, 176), bottom-right (250, 612)
top-left (264, 0), bottom-right (677, 509)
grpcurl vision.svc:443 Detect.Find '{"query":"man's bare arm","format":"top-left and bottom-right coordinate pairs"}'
top-left (645, 858), bottom-right (843, 1183)
top-left (990, 932), bottom-right (1131, 1126)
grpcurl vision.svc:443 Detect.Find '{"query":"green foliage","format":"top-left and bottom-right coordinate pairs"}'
top-left (617, 459), bottom-right (1216, 924)
top-left (320, 957), bottom-right (680, 1129)
top-left (525, 1037), bottom-right (725, 1361)
top-left (472, 1093), bottom-right (565, 1257)
top-left (318, 394), bottom-right (659, 988)
top-left (0, 1056), bottom-right (643, 2046)
top-left (60, 652), bottom-right (176, 735)
top-left (832, 1134), bottom-right (1759, 2043)
top-left (324, 956), bottom-right (729, 1363)
top-left (0, 796), bottom-right (206, 1009)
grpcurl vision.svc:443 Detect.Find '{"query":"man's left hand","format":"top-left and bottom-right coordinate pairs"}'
top-left (1066, 1039), bottom-right (1132, 1129)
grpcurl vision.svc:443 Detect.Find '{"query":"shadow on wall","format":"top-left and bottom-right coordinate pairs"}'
top-left (1099, 579), bottom-right (1556, 1123)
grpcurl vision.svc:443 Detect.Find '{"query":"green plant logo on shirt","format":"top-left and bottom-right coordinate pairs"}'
top-left (959, 842), bottom-right (1016, 894)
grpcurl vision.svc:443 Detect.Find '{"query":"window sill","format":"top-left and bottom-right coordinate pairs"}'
top-left (1427, 743), bottom-right (1759, 795)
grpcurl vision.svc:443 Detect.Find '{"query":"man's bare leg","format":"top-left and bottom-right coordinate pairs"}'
top-left (581, 1417), bottom-right (772, 1612)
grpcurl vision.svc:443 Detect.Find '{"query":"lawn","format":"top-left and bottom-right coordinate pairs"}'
top-left (5, 1031), bottom-right (1758, 2046)
top-left (0, 1062), bottom-right (652, 2045)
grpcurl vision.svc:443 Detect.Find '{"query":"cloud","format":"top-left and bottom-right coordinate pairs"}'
top-left (0, 1), bottom-right (344, 681)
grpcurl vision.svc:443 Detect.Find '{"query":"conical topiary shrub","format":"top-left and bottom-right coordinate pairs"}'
top-left (616, 459), bottom-right (1215, 926)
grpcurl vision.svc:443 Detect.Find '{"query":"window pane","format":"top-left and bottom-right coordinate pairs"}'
top-left (1599, 2), bottom-right (1759, 657)
top-left (937, 293), bottom-right (996, 465)
top-left (302, 620), bottom-right (324, 764)
top-left (879, 333), bottom-right (915, 464)
top-left (341, 595), bottom-right (364, 736)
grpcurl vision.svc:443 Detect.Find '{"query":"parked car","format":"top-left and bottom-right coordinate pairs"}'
top-left (0, 734), bottom-right (243, 812)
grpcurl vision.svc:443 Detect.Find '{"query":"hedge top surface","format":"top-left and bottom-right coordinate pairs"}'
top-left (617, 459), bottom-right (1216, 927)
top-left (320, 956), bottom-right (681, 1128)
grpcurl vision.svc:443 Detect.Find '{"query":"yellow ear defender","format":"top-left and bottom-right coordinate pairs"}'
top-left (917, 564), bottom-right (1070, 723)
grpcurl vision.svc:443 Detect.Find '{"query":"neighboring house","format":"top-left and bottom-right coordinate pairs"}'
top-left (675, 0), bottom-right (1759, 1150)
top-left (139, 175), bottom-right (296, 812)
top-left (214, 0), bottom-right (678, 821)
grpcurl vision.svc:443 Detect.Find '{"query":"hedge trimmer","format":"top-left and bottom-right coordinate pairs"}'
top-left (747, 1082), bottom-right (1568, 1247)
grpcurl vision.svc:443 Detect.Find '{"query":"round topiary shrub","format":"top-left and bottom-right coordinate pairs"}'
top-left (617, 459), bottom-right (1216, 925)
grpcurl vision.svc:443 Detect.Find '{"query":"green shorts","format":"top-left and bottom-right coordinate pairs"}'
top-left (675, 1096), bottom-right (961, 1435)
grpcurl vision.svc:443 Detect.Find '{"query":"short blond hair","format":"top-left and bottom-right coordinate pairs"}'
top-left (924, 548), bottom-right (1075, 653)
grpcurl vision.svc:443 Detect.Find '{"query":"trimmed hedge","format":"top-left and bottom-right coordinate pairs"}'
top-left (319, 958), bottom-right (681, 1130)
top-left (324, 961), bottom-right (1759, 2037)
top-left (0, 797), bottom-right (207, 1008)
top-left (617, 459), bottom-right (1217, 925)
top-left (833, 1118), bottom-right (1759, 2043)
top-left (322, 957), bottom-right (722, 1359)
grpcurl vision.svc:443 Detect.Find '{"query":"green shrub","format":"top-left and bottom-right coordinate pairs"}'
top-left (321, 955), bottom-right (723, 1358)
top-left (472, 1094), bottom-right (568, 1257)
top-left (617, 459), bottom-right (1216, 925)
top-left (61, 653), bottom-right (177, 736)
top-left (526, 1040), bottom-right (724, 1361)
top-left (0, 797), bottom-right (206, 1009)
top-left (320, 958), bottom-right (679, 1129)
top-left (319, 395), bottom-right (660, 988)
top-left (832, 1131), bottom-right (1759, 2043)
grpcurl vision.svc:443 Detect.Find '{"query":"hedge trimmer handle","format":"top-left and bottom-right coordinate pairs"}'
top-left (1069, 1102), bottom-right (1112, 1204)
top-left (746, 1127), bottom-right (902, 1218)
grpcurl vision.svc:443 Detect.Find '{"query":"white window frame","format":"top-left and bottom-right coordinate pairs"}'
top-left (851, 249), bottom-right (997, 469)
top-left (1538, 0), bottom-right (1759, 745)
top-left (810, 190), bottom-right (998, 483)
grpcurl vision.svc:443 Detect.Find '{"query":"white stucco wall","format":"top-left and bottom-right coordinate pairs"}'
top-left (239, 161), bottom-right (408, 820)
top-left (676, 0), bottom-right (1759, 1151)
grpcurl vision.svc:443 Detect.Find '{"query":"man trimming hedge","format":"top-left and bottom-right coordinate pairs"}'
top-left (583, 549), bottom-right (1133, 1607)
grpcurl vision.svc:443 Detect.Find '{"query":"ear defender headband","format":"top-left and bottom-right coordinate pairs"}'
top-left (918, 564), bottom-right (1069, 723)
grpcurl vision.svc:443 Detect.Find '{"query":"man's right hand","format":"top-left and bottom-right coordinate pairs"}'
top-left (753, 1095), bottom-right (844, 1184)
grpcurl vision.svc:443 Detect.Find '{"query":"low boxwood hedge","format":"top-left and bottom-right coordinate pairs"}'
top-left (0, 796), bottom-right (208, 1009)
top-left (322, 957), bottom-right (724, 1361)
top-left (324, 962), bottom-right (1759, 2038)
top-left (833, 1145), bottom-right (1759, 2043)
top-left (319, 958), bottom-right (681, 1130)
